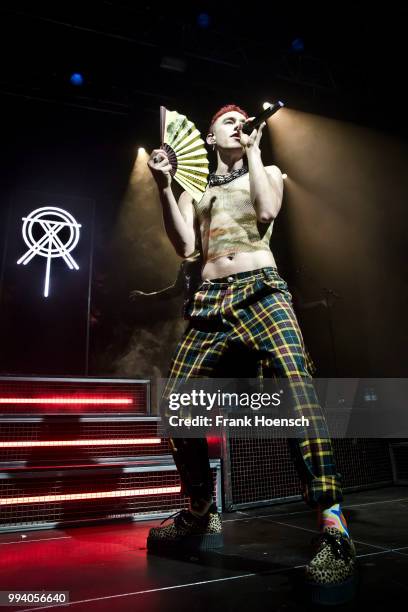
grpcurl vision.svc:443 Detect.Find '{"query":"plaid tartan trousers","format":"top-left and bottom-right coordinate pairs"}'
top-left (163, 266), bottom-right (343, 509)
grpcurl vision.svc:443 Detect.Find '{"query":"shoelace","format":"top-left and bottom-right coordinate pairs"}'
top-left (160, 509), bottom-right (192, 527)
top-left (312, 531), bottom-right (353, 563)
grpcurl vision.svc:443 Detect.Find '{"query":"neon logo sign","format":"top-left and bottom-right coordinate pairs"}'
top-left (17, 206), bottom-right (81, 297)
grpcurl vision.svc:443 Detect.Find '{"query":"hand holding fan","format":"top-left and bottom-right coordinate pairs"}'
top-left (160, 106), bottom-right (209, 201)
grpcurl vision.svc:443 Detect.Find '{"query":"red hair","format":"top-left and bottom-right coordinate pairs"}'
top-left (209, 104), bottom-right (249, 132)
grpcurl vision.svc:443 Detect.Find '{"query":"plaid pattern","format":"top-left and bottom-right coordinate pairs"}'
top-left (164, 267), bottom-right (343, 509)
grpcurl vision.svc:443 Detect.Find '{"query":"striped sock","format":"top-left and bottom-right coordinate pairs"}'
top-left (319, 503), bottom-right (349, 537)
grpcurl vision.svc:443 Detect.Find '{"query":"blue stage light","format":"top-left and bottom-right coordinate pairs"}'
top-left (291, 38), bottom-right (305, 52)
top-left (70, 73), bottom-right (84, 86)
top-left (197, 13), bottom-right (210, 28)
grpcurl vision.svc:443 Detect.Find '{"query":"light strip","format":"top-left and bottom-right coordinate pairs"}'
top-left (1, 486), bottom-right (181, 505)
top-left (0, 397), bottom-right (133, 405)
top-left (0, 438), bottom-right (161, 448)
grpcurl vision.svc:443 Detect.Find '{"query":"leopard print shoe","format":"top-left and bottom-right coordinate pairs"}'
top-left (147, 504), bottom-right (223, 553)
top-left (304, 527), bottom-right (358, 605)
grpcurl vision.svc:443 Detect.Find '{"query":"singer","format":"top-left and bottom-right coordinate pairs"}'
top-left (146, 104), bottom-right (357, 604)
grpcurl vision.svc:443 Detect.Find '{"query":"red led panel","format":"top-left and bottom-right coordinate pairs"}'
top-left (0, 486), bottom-right (181, 506)
top-left (0, 377), bottom-right (149, 414)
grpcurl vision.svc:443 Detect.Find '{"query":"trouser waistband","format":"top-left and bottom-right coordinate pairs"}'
top-left (202, 266), bottom-right (279, 286)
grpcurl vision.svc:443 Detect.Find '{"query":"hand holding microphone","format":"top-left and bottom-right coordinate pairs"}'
top-left (242, 101), bottom-right (284, 135)
top-left (237, 101), bottom-right (285, 152)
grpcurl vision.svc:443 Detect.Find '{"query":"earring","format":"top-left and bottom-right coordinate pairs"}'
top-left (212, 143), bottom-right (216, 151)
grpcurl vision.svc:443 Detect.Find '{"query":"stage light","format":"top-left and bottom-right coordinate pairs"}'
top-left (0, 396), bottom-right (132, 405)
top-left (197, 12), bottom-right (210, 28)
top-left (282, 173), bottom-right (288, 179)
top-left (70, 73), bottom-right (84, 86)
top-left (291, 38), bottom-right (304, 52)
top-left (138, 147), bottom-right (146, 154)
top-left (0, 438), bottom-right (161, 448)
top-left (1, 486), bottom-right (181, 506)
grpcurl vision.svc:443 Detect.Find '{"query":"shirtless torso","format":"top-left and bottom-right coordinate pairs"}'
top-left (147, 107), bottom-right (283, 283)
top-left (202, 249), bottom-right (277, 280)
top-left (180, 170), bottom-right (279, 281)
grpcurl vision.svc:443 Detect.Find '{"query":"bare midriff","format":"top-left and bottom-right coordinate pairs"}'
top-left (201, 249), bottom-right (277, 280)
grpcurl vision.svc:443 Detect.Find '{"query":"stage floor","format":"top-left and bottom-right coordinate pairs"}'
top-left (1, 485), bottom-right (408, 611)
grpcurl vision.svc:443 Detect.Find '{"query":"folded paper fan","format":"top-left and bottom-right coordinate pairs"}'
top-left (160, 106), bottom-right (209, 201)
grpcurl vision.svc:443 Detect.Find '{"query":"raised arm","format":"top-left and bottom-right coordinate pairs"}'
top-left (238, 120), bottom-right (283, 223)
top-left (147, 149), bottom-right (196, 257)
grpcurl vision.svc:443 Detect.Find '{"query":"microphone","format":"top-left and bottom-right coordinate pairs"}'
top-left (242, 101), bottom-right (285, 135)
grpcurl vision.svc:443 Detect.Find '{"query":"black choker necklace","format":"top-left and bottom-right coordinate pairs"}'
top-left (208, 166), bottom-right (248, 186)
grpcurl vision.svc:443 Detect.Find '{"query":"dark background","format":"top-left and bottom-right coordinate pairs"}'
top-left (0, 1), bottom-right (407, 383)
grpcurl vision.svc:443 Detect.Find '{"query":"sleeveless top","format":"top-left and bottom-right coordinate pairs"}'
top-left (193, 170), bottom-right (274, 262)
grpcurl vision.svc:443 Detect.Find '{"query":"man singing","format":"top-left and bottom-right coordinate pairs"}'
top-left (145, 104), bottom-right (357, 603)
